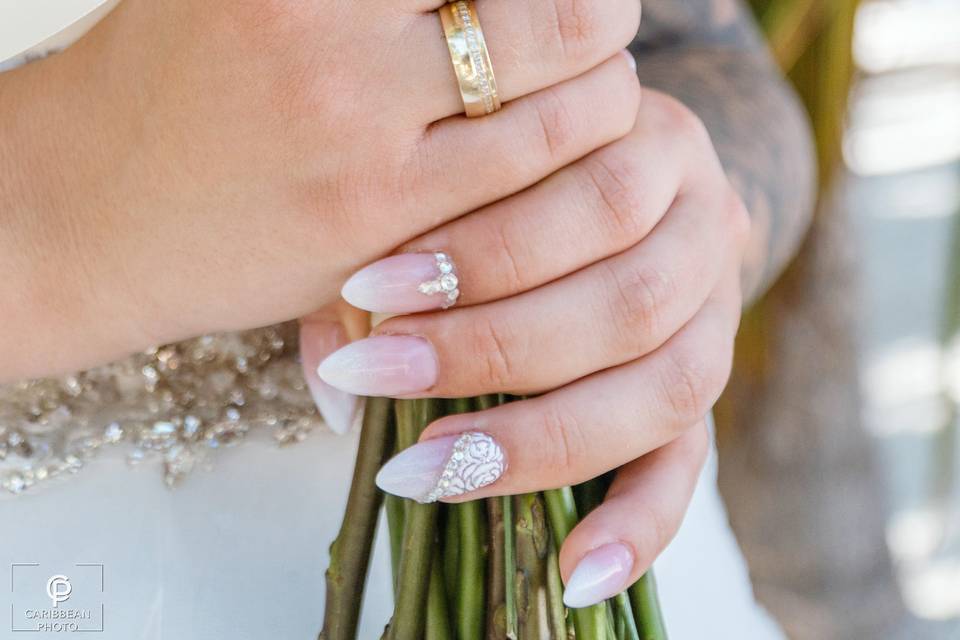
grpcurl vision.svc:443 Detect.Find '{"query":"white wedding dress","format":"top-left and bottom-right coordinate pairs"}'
top-left (0, 4), bottom-right (784, 638)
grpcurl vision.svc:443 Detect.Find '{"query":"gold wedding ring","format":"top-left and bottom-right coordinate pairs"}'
top-left (439, 0), bottom-right (501, 118)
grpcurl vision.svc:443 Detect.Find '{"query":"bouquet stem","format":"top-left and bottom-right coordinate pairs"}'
top-left (485, 496), bottom-right (507, 639)
top-left (514, 493), bottom-right (549, 639)
top-left (386, 399), bottom-right (441, 640)
top-left (628, 571), bottom-right (668, 640)
top-left (322, 396), bottom-right (670, 640)
top-left (502, 495), bottom-right (519, 639)
top-left (319, 396), bottom-right (395, 640)
top-left (427, 546), bottom-right (454, 640)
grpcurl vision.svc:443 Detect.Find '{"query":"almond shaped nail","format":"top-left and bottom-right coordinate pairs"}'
top-left (316, 335), bottom-right (438, 397)
top-left (342, 252), bottom-right (460, 313)
top-left (300, 321), bottom-right (359, 435)
top-left (376, 432), bottom-right (506, 503)
top-left (563, 543), bottom-right (635, 608)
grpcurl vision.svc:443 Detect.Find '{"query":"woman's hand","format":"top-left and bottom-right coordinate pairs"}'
top-left (0, 0), bottom-right (640, 380)
top-left (315, 89), bottom-right (751, 606)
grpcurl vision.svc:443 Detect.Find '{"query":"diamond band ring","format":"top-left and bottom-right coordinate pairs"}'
top-left (439, 0), bottom-right (501, 118)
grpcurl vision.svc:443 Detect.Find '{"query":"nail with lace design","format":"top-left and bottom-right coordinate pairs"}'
top-left (375, 432), bottom-right (506, 503)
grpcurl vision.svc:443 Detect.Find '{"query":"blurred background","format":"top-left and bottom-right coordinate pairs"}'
top-left (716, 0), bottom-right (960, 637)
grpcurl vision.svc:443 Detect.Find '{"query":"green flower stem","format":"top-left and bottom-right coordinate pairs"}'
top-left (443, 507), bottom-right (460, 598)
top-left (477, 395), bottom-right (507, 640)
top-left (628, 571), bottom-right (668, 640)
top-left (502, 496), bottom-right (519, 640)
top-left (387, 400), bottom-right (439, 640)
top-left (614, 592), bottom-right (641, 640)
top-left (319, 396), bottom-right (395, 640)
top-left (543, 488), bottom-right (607, 640)
top-left (514, 494), bottom-right (549, 639)
top-left (485, 496), bottom-right (507, 639)
top-left (443, 398), bottom-right (486, 640)
top-left (385, 493), bottom-right (405, 592)
top-left (456, 499), bottom-right (487, 640)
top-left (546, 537), bottom-right (571, 638)
top-left (426, 546), bottom-right (453, 640)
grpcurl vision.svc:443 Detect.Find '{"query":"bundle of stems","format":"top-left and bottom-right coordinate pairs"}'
top-left (320, 395), bottom-right (668, 640)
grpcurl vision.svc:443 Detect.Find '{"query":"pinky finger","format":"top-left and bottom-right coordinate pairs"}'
top-left (558, 422), bottom-right (710, 608)
top-left (299, 302), bottom-right (369, 435)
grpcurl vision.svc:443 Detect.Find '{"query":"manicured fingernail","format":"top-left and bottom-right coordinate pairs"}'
top-left (563, 543), bottom-right (635, 608)
top-left (300, 321), bottom-right (360, 435)
top-left (376, 432), bottom-right (506, 503)
top-left (342, 252), bottom-right (460, 313)
top-left (621, 49), bottom-right (637, 73)
top-left (316, 335), bottom-right (438, 396)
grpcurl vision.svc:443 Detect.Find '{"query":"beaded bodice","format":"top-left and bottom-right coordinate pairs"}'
top-left (0, 324), bottom-right (327, 496)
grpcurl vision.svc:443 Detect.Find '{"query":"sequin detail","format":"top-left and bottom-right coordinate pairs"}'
top-left (0, 324), bottom-right (326, 496)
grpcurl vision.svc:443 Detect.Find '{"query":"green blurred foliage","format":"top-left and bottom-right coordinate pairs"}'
top-left (749, 0), bottom-right (860, 181)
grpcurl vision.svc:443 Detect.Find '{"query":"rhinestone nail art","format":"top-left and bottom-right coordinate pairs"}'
top-left (417, 252), bottom-right (460, 309)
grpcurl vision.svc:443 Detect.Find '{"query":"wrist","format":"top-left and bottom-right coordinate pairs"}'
top-left (0, 48), bottom-right (151, 381)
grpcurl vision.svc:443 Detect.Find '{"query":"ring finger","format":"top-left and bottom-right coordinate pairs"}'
top-left (406, 0), bottom-right (642, 122)
top-left (371, 284), bottom-right (737, 504)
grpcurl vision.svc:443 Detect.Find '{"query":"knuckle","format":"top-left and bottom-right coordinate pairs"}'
top-left (652, 94), bottom-right (712, 148)
top-left (531, 87), bottom-right (578, 163)
top-left (550, 0), bottom-right (600, 57)
top-left (580, 152), bottom-right (645, 243)
top-left (466, 318), bottom-right (518, 390)
top-left (488, 218), bottom-right (531, 293)
top-left (661, 342), bottom-right (730, 425)
top-left (547, 0), bottom-right (639, 63)
top-left (603, 260), bottom-right (673, 344)
top-left (538, 403), bottom-right (589, 471)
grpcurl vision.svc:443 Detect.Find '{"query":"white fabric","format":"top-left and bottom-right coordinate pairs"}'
top-left (0, 6), bottom-right (784, 638)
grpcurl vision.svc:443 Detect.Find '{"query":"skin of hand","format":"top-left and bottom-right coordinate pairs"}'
top-left (0, 0), bottom-right (642, 381)
top-left (309, 0), bottom-right (817, 605)
top-left (317, 89), bottom-right (751, 606)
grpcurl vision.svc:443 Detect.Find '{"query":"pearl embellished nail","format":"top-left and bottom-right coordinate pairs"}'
top-left (375, 432), bottom-right (506, 503)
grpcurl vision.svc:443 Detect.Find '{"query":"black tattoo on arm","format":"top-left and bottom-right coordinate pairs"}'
top-left (629, 0), bottom-right (817, 302)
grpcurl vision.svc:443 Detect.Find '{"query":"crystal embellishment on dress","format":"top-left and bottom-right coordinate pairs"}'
top-left (417, 252), bottom-right (460, 309)
top-left (0, 323), bottom-right (328, 496)
top-left (421, 432), bottom-right (505, 503)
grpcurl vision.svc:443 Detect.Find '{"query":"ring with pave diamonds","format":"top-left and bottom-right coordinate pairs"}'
top-left (439, 0), bottom-right (501, 118)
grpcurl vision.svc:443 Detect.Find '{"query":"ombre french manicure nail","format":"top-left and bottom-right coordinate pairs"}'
top-left (375, 432), bottom-right (506, 503)
top-left (316, 335), bottom-right (438, 396)
top-left (621, 49), bottom-right (637, 73)
top-left (341, 252), bottom-right (460, 313)
top-left (563, 543), bottom-right (635, 608)
top-left (300, 321), bottom-right (360, 435)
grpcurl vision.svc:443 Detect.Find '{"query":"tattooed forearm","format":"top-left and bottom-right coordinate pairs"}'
top-left (630, 0), bottom-right (817, 302)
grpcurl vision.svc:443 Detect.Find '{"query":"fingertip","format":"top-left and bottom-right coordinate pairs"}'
top-left (300, 320), bottom-right (359, 435)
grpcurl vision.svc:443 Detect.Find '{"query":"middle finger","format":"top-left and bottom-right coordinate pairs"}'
top-left (319, 195), bottom-right (734, 398)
